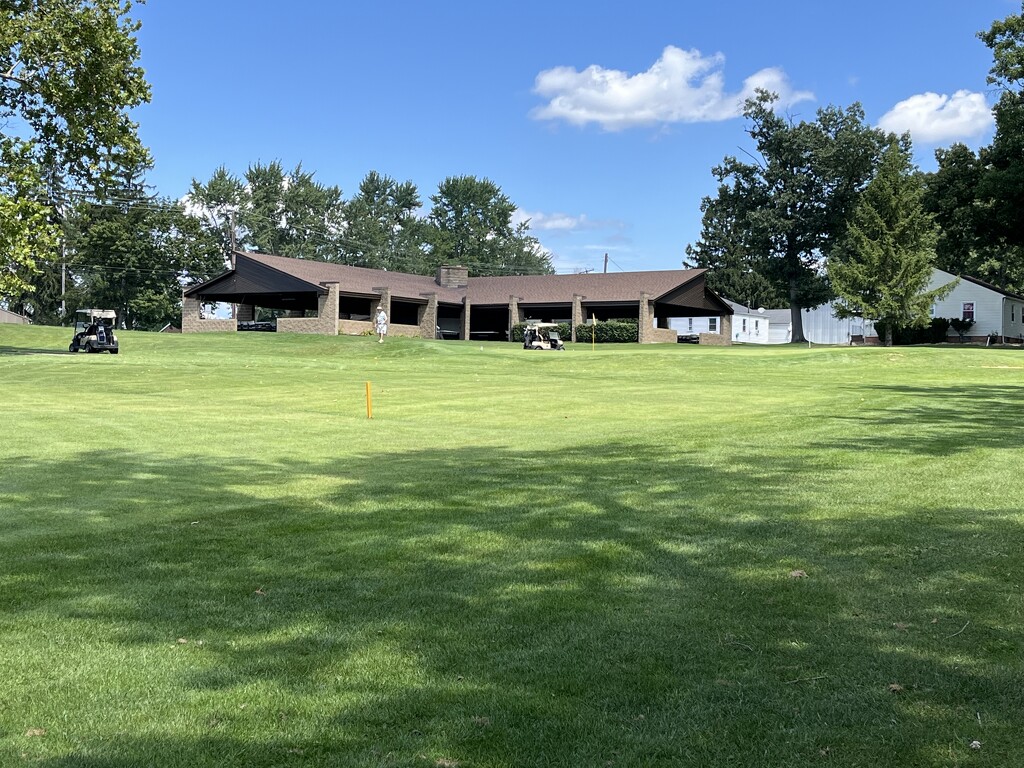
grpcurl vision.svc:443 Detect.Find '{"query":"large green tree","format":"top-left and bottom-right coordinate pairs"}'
top-left (687, 91), bottom-right (888, 341)
top-left (1, 0), bottom-right (151, 309)
top-left (185, 165), bottom-right (245, 263)
top-left (427, 176), bottom-right (551, 276)
top-left (922, 143), bottom-right (1024, 292)
top-left (67, 187), bottom-right (223, 330)
top-left (341, 171), bottom-right (427, 272)
top-left (830, 140), bottom-right (951, 347)
top-left (1, 137), bottom-right (58, 300)
top-left (189, 162), bottom-right (345, 262)
top-left (954, 4), bottom-right (1024, 289)
top-left (1, 0), bottom-right (151, 191)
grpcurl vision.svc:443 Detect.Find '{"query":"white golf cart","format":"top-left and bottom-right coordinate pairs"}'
top-left (69, 309), bottom-right (119, 354)
top-left (523, 322), bottom-right (565, 351)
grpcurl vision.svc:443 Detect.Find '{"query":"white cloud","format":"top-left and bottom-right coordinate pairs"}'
top-left (514, 209), bottom-right (622, 232)
top-left (531, 45), bottom-right (813, 131)
top-left (878, 90), bottom-right (993, 143)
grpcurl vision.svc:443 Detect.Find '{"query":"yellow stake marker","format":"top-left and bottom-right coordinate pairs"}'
top-left (366, 381), bottom-right (373, 419)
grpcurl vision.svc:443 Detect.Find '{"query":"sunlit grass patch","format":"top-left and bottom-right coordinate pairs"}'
top-left (1, 324), bottom-right (1023, 766)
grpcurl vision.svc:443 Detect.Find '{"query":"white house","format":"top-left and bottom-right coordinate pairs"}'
top-left (668, 313), bottom-right (724, 339)
top-left (669, 299), bottom-right (789, 344)
top-left (931, 269), bottom-right (1024, 342)
top-left (669, 269), bottom-right (1024, 345)
top-left (863, 269), bottom-right (1024, 344)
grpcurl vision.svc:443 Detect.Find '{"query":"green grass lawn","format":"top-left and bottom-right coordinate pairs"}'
top-left (1, 324), bottom-right (1022, 767)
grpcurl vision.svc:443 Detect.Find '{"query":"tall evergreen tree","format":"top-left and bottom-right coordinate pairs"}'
top-left (830, 140), bottom-right (951, 346)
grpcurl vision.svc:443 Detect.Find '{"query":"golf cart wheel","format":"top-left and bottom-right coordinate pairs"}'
top-left (110, 348), bottom-right (119, 355)
top-left (69, 343), bottom-right (77, 353)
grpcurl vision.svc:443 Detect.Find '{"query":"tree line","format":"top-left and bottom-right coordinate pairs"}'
top-left (4, 2), bottom-right (1024, 339)
top-left (1, 3), bottom-right (549, 331)
top-left (687, 5), bottom-right (1024, 344)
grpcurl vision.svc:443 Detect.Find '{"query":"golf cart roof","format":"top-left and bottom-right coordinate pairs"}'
top-left (76, 309), bottom-right (116, 319)
top-left (526, 322), bottom-right (560, 328)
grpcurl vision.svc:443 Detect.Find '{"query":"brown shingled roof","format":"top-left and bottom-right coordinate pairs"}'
top-left (189, 252), bottom-right (722, 312)
top-left (466, 269), bottom-right (707, 305)
top-left (242, 252), bottom-right (467, 304)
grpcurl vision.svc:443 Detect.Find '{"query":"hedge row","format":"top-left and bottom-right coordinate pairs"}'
top-left (575, 320), bottom-right (639, 343)
top-left (510, 319), bottom-right (640, 343)
top-left (873, 317), bottom-right (959, 345)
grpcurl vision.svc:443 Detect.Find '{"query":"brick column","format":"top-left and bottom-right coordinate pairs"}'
top-left (236, 304), bottom-right (255, 322)
top-left (321, 282), bottom-right (339, 335)
top-left (508, 295), bottom-right (523, 341)
top-left (419, 293), bottom-right (438, 338)
top-left (638, 292), bottom-right (653, 343)
top-left (721, 313), bottom-right (733, 341)
top-left (461, 299), bottom-right (471, 341)
top-left (571, 294), bottom-right (585, 342)
top-left (182, 294), bottom-right (202, 333)
top-left (372, 287), bottom-right (391, 319)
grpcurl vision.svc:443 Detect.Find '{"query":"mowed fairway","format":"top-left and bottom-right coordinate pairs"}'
top-left (1, 324), bottom-right (1022, 767)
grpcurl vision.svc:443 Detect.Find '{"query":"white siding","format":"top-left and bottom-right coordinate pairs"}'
top-left (731, 312), bottom-right (775, 344)
top-left (929, 270), bottom-right (1014, 338)
top-left (669, 316), bottom-right (720, 335)
top-left (1002, 298), bottom-right (1024, 341)
top-left (801, 303), bottom-right (863, 345)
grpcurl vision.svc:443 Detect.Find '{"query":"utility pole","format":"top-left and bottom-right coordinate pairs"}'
top-left (49, 168), bottom-right (67, 319)
top-left (228, 210), bottom-right (238, 266)
top-left (603, 253), bottom-right (608, 274)
top-left (228, 210), bottom-right (238, 320)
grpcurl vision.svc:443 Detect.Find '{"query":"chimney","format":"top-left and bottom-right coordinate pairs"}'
top-left (436, 265), bottom-right (469, 288)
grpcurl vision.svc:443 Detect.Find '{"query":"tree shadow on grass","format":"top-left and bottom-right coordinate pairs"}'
top-left (0, 345), bottom-right (71, 356)
top-left (1, 444), bottom-right (1022, 766)
top-left (821, 383), bottom-right (1024, 456)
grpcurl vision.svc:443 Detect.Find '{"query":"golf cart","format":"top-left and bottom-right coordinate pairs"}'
top-left (69, 309), bottom-right (119, 354)
top-left (523, 322), bottom-right (565, 351)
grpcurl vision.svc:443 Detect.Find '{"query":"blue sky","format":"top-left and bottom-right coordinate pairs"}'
top-left (133, 1), bottom-right (1016, 273)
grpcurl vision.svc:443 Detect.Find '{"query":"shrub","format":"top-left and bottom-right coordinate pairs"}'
top-left (574, 319), bottom-right (638, 343)
top-left (873, 317), bottom-right (953, 345)
top-left (949, 317), bottom-right (975, 342)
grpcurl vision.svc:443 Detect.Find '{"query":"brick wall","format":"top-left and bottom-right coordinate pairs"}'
top-left (699, 332), bottom-right (732, 346)
top-left (275, 282), bottom-right (339, 335)
top-left (338, 320), bottom-right (427, 338)
top-left (181, 295), bottom-right (236, 333)
top-left (647, 327), bottom-right (679, 343)
top-left (638, 292), bottom-right (653, 343)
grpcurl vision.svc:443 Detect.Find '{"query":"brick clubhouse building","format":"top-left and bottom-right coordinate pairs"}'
top-left (183, 251), bottom-right (733, 344)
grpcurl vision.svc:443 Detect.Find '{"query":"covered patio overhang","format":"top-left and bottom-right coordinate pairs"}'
top-left (184, 260), bottom-right (327, 313)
